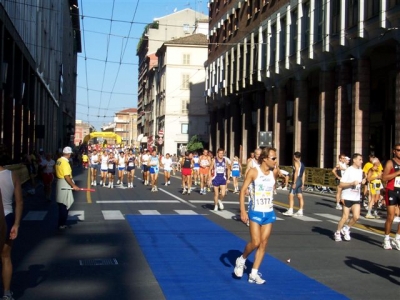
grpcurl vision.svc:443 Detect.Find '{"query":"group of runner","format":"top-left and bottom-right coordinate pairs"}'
top-left (89, 148), bottom-right (137, 188)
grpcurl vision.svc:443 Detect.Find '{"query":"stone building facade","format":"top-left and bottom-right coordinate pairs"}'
top-left (0, 0), bottom-right (81, 159)
top-left (205, 0), bottom-right (400, 167)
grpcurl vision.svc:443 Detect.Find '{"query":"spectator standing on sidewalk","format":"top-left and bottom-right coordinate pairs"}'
top-left (283, 152), bottom-right (306, 217)
top-left (365, 160), bottom-right (383, 219)
top-left (0, 145), bottom-right (23, 300)
top-left (40, 153), bottom-right (55, 201)
top-left (334, 153), bottom-right (364, 242)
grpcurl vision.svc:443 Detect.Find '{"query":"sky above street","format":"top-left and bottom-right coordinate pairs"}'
top-left (77, 0), bottom-right (208, 131)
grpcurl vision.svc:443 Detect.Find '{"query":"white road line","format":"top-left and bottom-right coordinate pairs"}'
top-left (68, 210), bottom-right (85, 221)
top-left (158, 188), bottom-right (197, 208)
top-left (174, 210), bottom-right (198, 215)
top-left (326, 220), bottom-right (385, 238)
top-left (210, 210), bottom-right (236, 219)
top-left (359, 216), bottom-right (386, 224)
top-left (291, 215), bottom-right (322, 222)
top-left (189, 200), bottom-right (242, 205)
top-left (102, 210), bottom-right (125, 220)
top-left (23, 211), bottom-right (47, 221)
top-left (96, 200), bottom-right (180, 203)
top-left (314, 213), bottom-right (340, 221)
top-left (139, 210), bottom-right (161, 215)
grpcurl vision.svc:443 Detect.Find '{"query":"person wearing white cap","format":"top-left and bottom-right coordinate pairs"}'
top-left (55, 147), bottom-right (80, 229)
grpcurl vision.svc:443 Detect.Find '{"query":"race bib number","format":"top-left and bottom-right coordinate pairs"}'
top-left (108, 164), bottom-right (114, 169)
top-left (128, 162), bottom-right (134, 167)
top-left (255, 191), bottom-right (273, 207)
top-left (394, 176), bottom-right (400, 188)
top-left (216, 166), bottom-right (225, 174)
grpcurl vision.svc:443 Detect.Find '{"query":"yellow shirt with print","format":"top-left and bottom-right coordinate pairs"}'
top-left (82, 154), bottom-right (88, 162)
top-left (56, 157), bottom-right (72, 179)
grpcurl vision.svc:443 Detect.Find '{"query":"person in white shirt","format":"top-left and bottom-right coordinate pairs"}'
top-left (40, 153), bottom-right (55, 201)
top-left (0, 146), bottom-right (23, 300)
top-left (117, 151), bottom-right (126, 185)
top-left (245, 148), bottom-right (261, 177)
top-left (334, 153), bottom-right (365, 242)
top-left (141, 150), bottom-right (150, 185)
top-left (161, 153), bottom-right (173, 186)
top-left (125, 149), bottom-right (136, 188)
top-left (90, 149), bottom-right (99, 186)
top-left (100, 150), bottom-right (109, 187)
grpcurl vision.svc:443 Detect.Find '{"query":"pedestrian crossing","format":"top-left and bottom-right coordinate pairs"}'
top-left (22, 209), bottom-right (386, 224)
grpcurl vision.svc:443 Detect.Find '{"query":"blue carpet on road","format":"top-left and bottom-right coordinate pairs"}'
top-left (126, 215), bottom-right (348, 300)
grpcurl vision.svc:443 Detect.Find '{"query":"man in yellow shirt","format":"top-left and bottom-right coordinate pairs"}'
top-left (55, 147), bottom-right (80, 229)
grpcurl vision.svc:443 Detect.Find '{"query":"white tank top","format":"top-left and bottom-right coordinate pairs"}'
top-left (91, 154), bottom-right (99, 165)
top-left (0, 169), bottom-right (14, 215)
top-left (248, 165), bottom-right (275, 212)
top-left (118, 156), bottom-right (125, 168)
top-left (101, 155), bottom-right (109, 169)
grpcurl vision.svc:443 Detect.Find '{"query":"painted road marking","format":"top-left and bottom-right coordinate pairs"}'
top-left (102, 210), bottom-right (125, 220)
top-left (139, 210), bottom-right (161, 215)
top-left (68, 210), bottom-right (85, 221)
top-left (96, 200), bottom-right (180, 203)
top-left (174, 210), bottom-right (197, 215)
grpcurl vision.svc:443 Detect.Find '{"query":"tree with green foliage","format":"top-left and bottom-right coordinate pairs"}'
top-left (186, 135), bottom-right (203, 152)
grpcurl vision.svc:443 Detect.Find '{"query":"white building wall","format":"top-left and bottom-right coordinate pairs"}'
top-left (147, 9), bottom-right (208, 55)
top-left (161, 43), bottom-right (208, 155)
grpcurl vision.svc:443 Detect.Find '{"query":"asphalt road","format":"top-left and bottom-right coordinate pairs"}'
top-left (10, 167), bottom-right (400, 300)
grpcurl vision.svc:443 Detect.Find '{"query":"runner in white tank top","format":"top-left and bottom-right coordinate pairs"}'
top-left (234, 147), bottom-right (278, 285)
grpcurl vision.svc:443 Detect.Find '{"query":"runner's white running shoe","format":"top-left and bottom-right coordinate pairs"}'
top-left (334, 232), bottom-right (342, 242)
top-left (248, 273), bottom-right (265, 284)
top-left (218, 200), bottom-right (224, 210)
top-left (383, 239), bottom-right (392, 250)
top-left (213, 205), bottom-right (218, 211)
top-left (282, 209), bottom-right (293, 216)
top-left (340, 227), bottom-right (351, 241)
top-left (365, 213), bottom-right (375, 219)
top-left (234, 257), bottom-right (246, 277)
top-left (335, 204), bottom-right (342, 210)
top-left (392, 239), bottom-right (400, 250)
top-left (293, 210), bottom-right (303, 217)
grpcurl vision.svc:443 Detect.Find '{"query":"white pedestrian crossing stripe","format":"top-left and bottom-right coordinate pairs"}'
top-left (290, 215), bottom-right (321, 222)
top-left (68, 210), bottom-right (85, 221)
top-left (315, 213), bottom-right (385, 224)
top-left (139, 210), bottom-right (161, 215)
top-left (174, 210), bottom-right (197, 215)
top-left (102, 210), bottom-right (125, 220)
top-left (22, 210), bottom-right (344, 222)
top-left (210, 210), bottom-right (236, 219)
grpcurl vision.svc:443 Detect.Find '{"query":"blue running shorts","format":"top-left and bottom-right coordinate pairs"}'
top-left (248, 210), bottom-right (276, 225)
